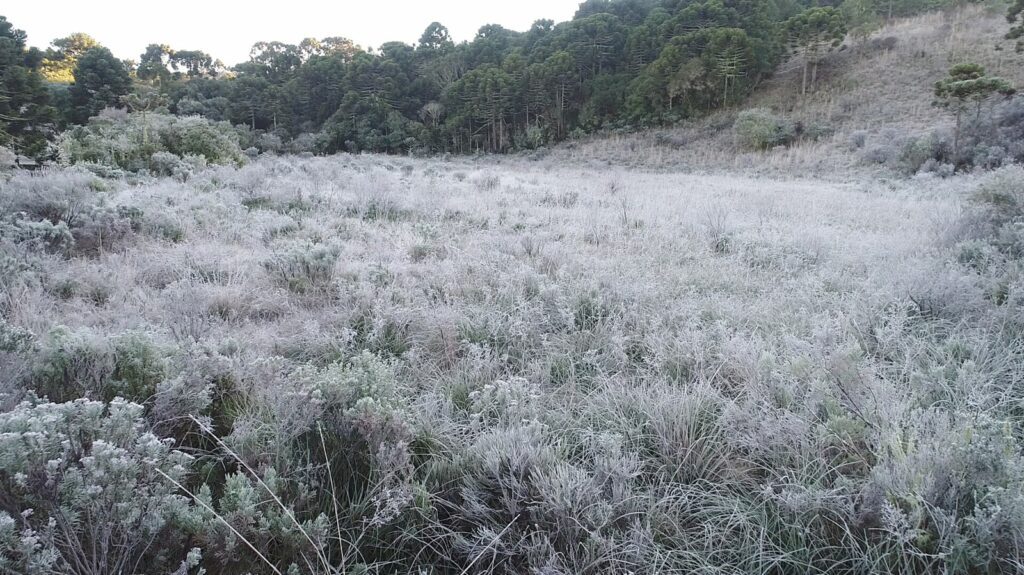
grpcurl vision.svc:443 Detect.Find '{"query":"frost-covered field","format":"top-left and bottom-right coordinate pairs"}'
top-left (1, 156), bottom-right (1022, 573)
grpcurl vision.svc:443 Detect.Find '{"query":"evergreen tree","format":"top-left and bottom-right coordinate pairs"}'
top-left (69, 46), bottom-right (132, 123)
top-left (0, 16), bottom-right (57, 158)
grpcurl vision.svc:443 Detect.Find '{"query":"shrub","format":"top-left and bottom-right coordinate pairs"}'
top-left (28, 327), bottom-right (166, 403)
top-left (848, 129), bottom-right (868, 149)
top-left (0, 397), bottom-right (195, 574)
top-left (59, 112), bottom-right (245, 173)
top-left (150, 150), bottom-right (191, 177)
top-left (159, 116), bottom-right (246, 166)
top-left (263, 241), bottom-right (340, 295)
top-left (0, 168), bottom-right (101, 227)
top-left (7, 219), bottom-right (75, 254)
top-left (733, 109), bottom-right (796, 150)
top-left (0, 146), bottom-right (14, 172)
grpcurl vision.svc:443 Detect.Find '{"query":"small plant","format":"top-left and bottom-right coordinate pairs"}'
top-left (264, 241), bottom-right (340, 295)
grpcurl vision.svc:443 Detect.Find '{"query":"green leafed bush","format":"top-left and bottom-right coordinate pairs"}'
top-left (733, 108), bottom-right (796, 150)
top-left (28, 327), bottom-right (166, 403)
top-left (58, 111), bottom-right (245, 173)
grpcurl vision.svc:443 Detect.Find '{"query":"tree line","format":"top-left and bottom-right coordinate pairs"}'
top-left (0, 0), bottom-right (987, 159)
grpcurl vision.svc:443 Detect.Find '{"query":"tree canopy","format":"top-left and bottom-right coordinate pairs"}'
top-left (0, 0), bottom-right (996, 159)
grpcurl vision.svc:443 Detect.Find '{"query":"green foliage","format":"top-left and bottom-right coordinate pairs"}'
top-left (841, 0), bottom-right (883, 42)
top-left (127, 0), bottom-right (839, 154)
top-left (1008, 0), bottom-right (1024, 50)
top-left (0, 16), bottom-right (58, 158)
top-left (40, 33), bottom-right (98, 84)
top-left (28, 327), bottom-right (166, 403)
top-left (733, 108), bottom-right (796, 149)
top-left (58, 111), bottom-right (245, 171)
top-left (934, 63), bottom-right (1015, 107)
top-left (934, 63), bottom-right (1015, 159)
top-left (69, 46), bottom-right (132, 124)
top-left (784, 6), bottom-right (847, 96)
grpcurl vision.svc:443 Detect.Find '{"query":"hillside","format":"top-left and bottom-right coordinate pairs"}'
top-left (557, 4), bottom-right (1024, 176)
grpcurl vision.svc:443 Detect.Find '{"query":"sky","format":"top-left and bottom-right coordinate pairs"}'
top-left (5, 1), bottom-right (583, 66)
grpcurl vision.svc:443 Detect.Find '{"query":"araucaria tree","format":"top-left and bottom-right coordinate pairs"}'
top-left (783, 7), bottom-right (847, 97)
top-left (0, 16), bottom-right (57, 158)
top-left (69, 46), bottom-right (132, 124)
top-left (934, 63), bottom-right (1014, 157)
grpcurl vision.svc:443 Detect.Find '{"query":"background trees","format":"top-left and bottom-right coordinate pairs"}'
top-left (0, 16), bottom-right (56, 157)
top-left (934, 63), bottom-right (1014, 158)
top-left (783, 7), bottom-right (847, 97)
top-left (1, 0), bottom-right (1003, 159)
top-left (69, 46), bottom-right (132, 124)
top-left (40, 33), bottom-right (98, 83)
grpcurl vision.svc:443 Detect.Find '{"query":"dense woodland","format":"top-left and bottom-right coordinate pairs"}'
top-left (0, 0), bottom-right (1010, 160)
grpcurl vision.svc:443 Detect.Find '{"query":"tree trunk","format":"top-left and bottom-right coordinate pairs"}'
top-left (801, 58), bottom-right (808, 97)
top-left (954, 109), bottom-right (962, 160)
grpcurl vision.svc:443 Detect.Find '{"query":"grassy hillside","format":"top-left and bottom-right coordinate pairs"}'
top-left (558, 3), bottom-right (1024, 176)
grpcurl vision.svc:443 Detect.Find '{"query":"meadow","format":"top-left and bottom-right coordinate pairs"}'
top-left (2, 151), bottom-right (1022, 573)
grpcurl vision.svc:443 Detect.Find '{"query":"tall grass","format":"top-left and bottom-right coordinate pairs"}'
top-left (0, 152), bottom-right (1021, 573)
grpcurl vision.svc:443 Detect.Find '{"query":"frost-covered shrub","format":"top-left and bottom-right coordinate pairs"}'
top-left (264, 241), bottom-right (340, 294)
top-left (861, 411), bottom-right (1024, 572)
top-left (6, 219), bottom-right (75, 254)
top-left (188, 470), bottom-right (331, 575)
top-left (150, 150), bottom-right (191, 177)
top-left (27, 328), bottom-right (166, 403)
top-left (159, 116), bottom-right (246, 166)
top-left (256, 132), bottom-right (284, 154)
top-left (0, 168), bottom-right (101, 226)
top-left (863, 130), bottom-right (952, 174)
top-left (848, 130), bottom-right (868, 150)
top-left (59, 112), bottom-right (245, 173)
top-left (733, 108), bottom-right (795, 150)
top-left (0, 397), bottom-right (195, 574)
top-left (0, 146), bottom-right (15, 173)
top-left (0, 168), bottom-right (143, 256)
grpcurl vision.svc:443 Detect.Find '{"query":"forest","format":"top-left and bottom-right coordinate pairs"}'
top-left (0, 0), bottom-right (982, 159)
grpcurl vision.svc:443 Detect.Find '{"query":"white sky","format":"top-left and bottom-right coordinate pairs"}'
top-left (6, 0), bottom-right (583, 65)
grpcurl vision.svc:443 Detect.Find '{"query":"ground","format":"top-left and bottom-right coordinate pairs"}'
top-left (3, 152), bottom-right (1021, 573)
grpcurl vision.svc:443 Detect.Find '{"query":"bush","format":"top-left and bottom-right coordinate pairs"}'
top-left (59, 112), bottom-right (245, 173)
top-left (0, 397), bottom-right (195, 574)
top-left (263, 241), bottom-right (340, 295)
top-left (0, 146), bottom-right (14, 172)
top-left (27, 327), bottom-right (166, 403)
top-left (733, 109), bottom-right (796, 150)
top-left (862, 129), bottom-right (952, 175)
top-left (0, 168), bottom-right (144, 256)
top-left (159, 116), bottom-right (246, 166)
